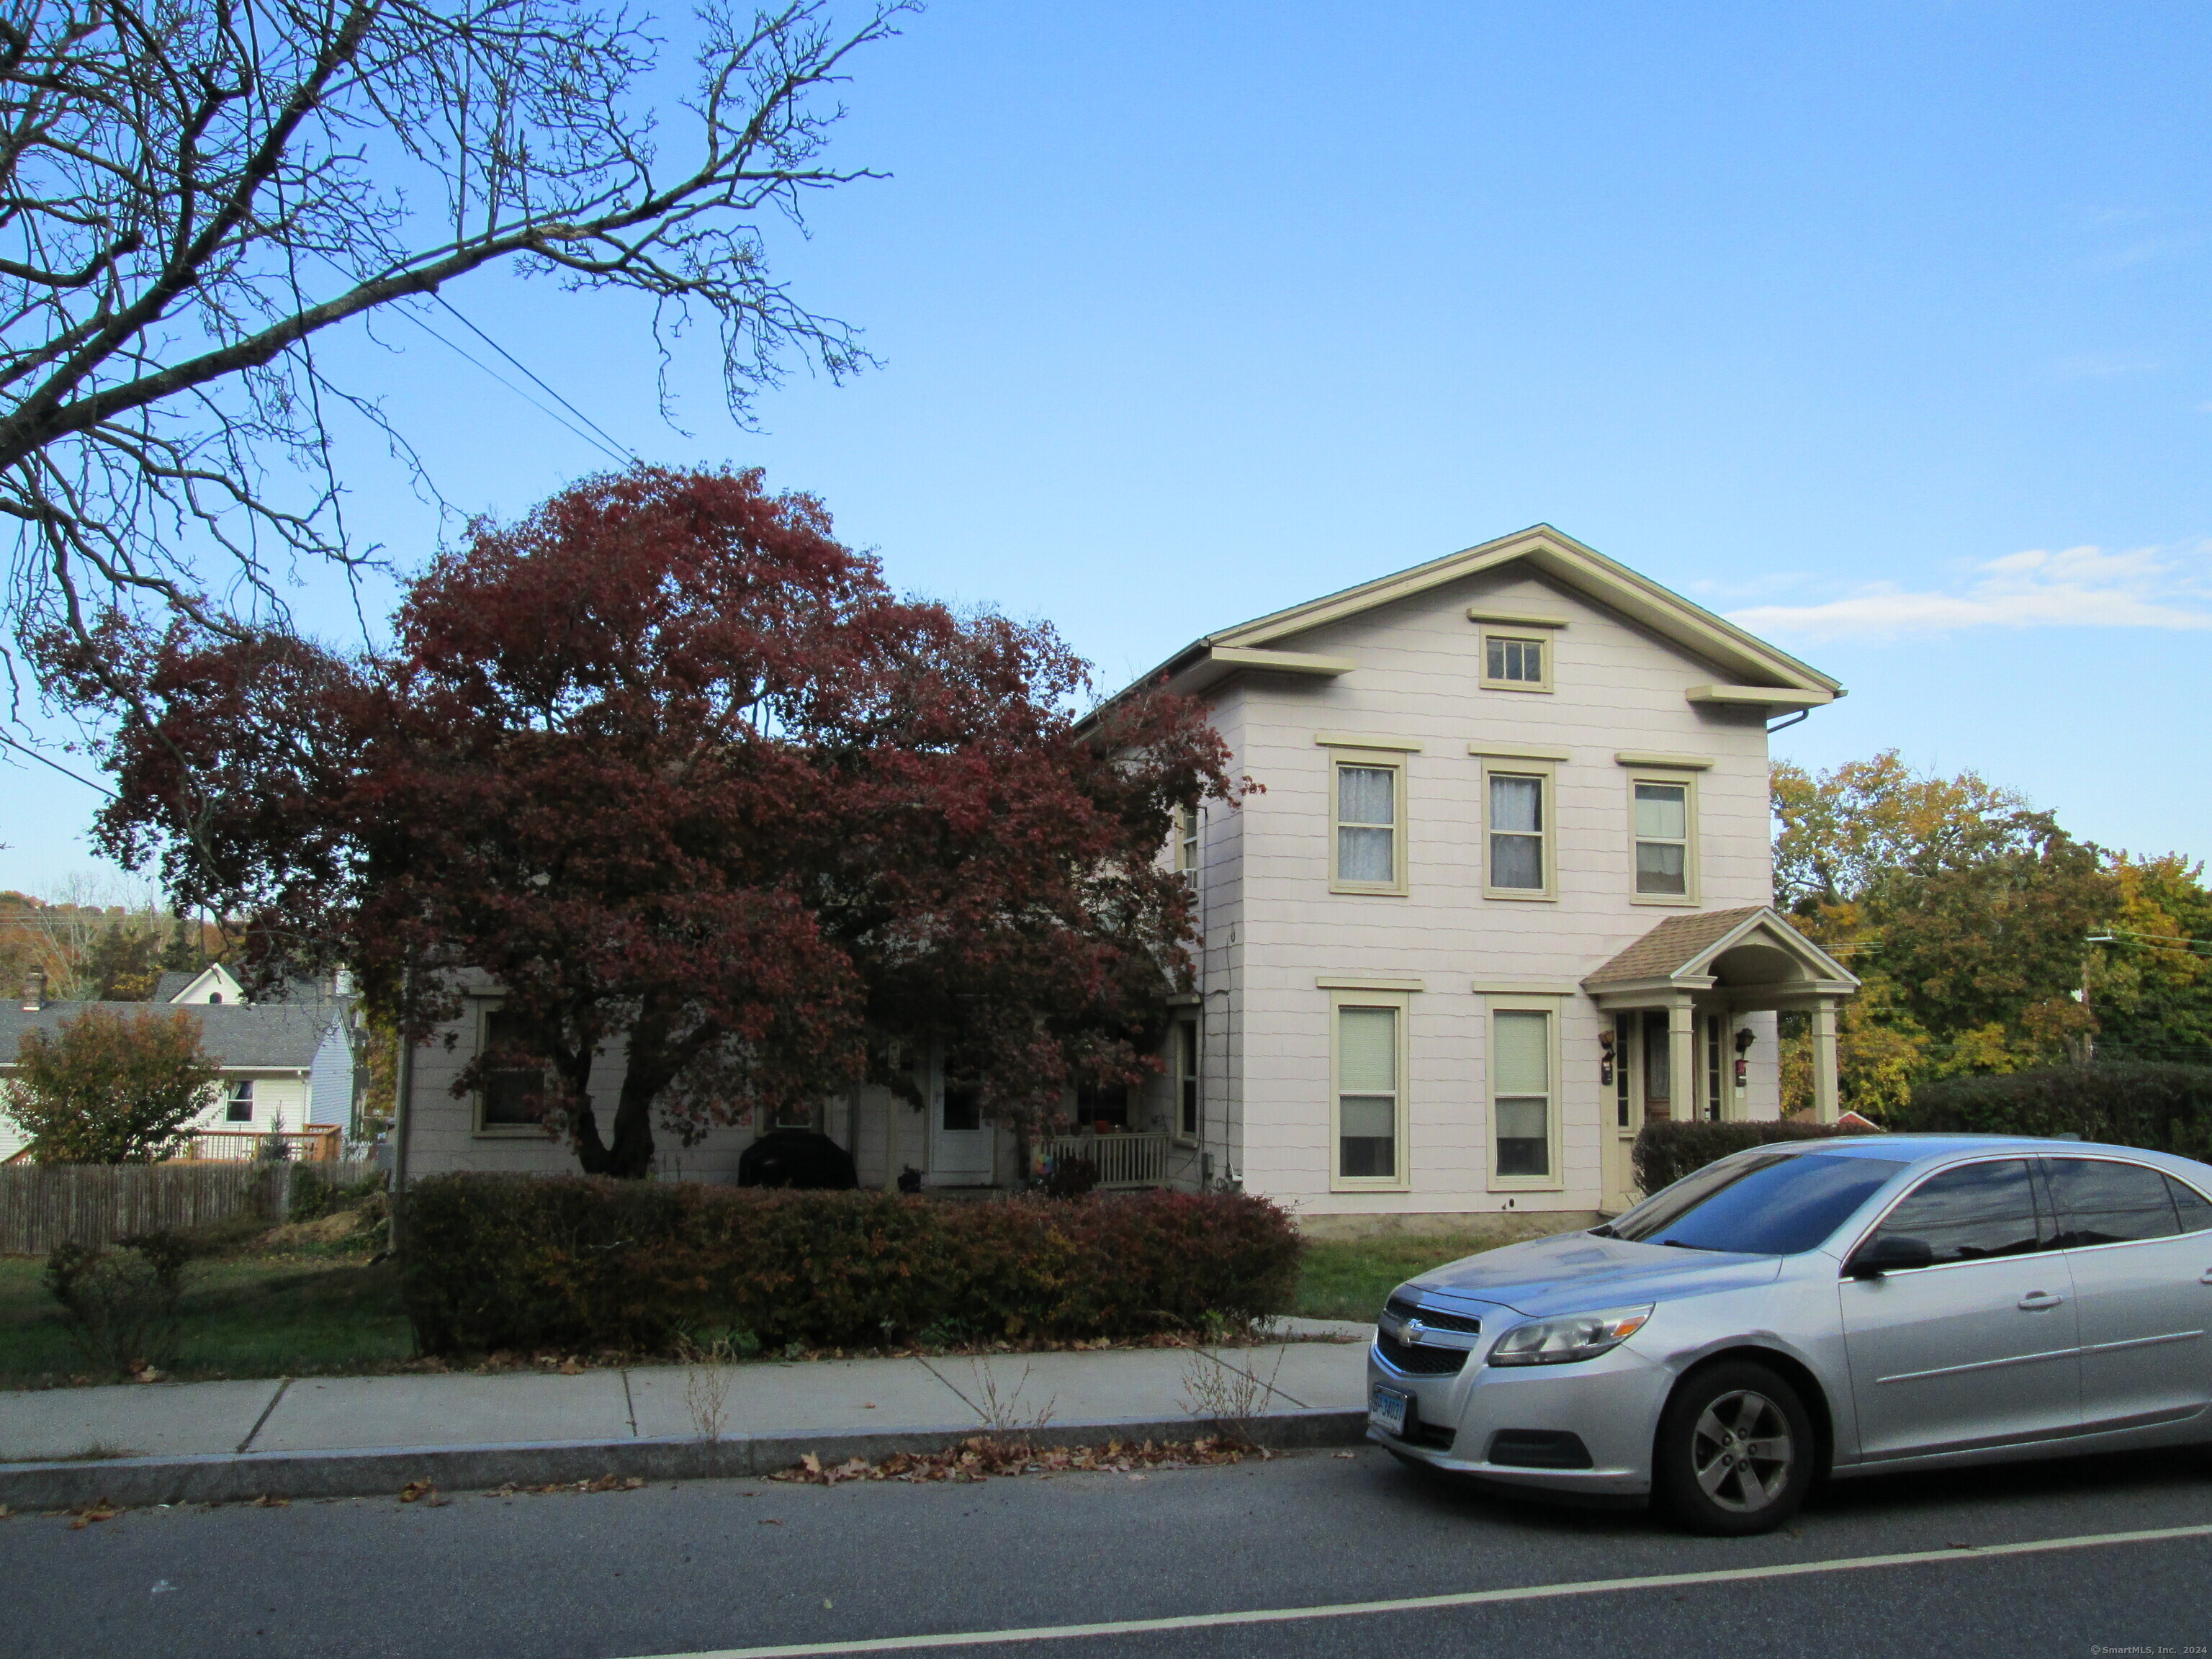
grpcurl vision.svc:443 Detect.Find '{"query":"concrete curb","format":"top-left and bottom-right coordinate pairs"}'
top-left (0, 1407), bottom-right (1370, 1510)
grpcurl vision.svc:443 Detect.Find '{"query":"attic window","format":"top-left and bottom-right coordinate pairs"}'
top-left (1481, 631), bottom-right (1551, 693)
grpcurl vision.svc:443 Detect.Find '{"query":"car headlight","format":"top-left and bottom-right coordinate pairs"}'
top-left (1487, 1305), bottom-right (1653, 1367)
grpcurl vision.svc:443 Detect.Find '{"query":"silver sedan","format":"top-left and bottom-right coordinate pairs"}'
top-left (1367, 1133), bottom-right (2212, 1534)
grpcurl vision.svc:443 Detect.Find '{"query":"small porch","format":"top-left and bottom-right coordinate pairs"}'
top-left (1582, 906), bottom-right (1861, 1209)
top-left (1038, 1130), bottom-right (1174, 1191)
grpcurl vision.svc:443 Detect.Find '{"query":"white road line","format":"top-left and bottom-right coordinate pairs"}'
top-left (628, 1521), bottom-right (2212, 1659)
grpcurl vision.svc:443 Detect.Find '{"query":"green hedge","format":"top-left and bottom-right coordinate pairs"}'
top-left (1887, 1064), bottom-right (2212, 1160)
top-left (1631, 1120), bottom-right (1843, 1197)
top-left (397, 1176), bottom-right (1303, 1357)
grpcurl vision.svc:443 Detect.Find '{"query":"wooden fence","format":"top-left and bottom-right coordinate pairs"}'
top-left (0, 1160), bottom-right (379, 1255)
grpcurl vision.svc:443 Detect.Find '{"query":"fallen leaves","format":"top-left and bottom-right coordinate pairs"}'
top-left (488, 1475), bottom-right (647, 1499)
top-left (397, 1480), bottom-right (448, 1506)
top-left (771, 1435), bottom-right (1262, 1486)
top-left (68, 1499), bottom-right (120, 1529)
top-left (246, 1495), bottom-right (289, 1508)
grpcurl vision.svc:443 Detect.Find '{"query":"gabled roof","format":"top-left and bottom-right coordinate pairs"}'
top-left (1094, 524), bottom-right (1843, 713)
top-left (1581, 906), bottom-right (1860, 994)
top-left (0, 994), bottom-right (348, 1071)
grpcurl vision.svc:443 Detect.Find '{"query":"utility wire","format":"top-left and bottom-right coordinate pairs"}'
top-left (428, 292), bottom-right (639, 464)
top-left (392, 307), bottom-right (635, 469)
top-left (0, 730), bottom-right (115, 797)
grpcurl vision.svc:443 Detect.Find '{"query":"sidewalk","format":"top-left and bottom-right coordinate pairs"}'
top-left (0, 1320), bottom-right (1375, 1509)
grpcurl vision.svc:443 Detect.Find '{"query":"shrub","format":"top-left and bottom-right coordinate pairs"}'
top-left (396, 1176), bottom-right (1303, 1357)
top-left (1888, 1064), bottom-right (2212, 1160)
top-left (44, 1231), bottom-right (196, 1375)
top-left (1632, 1119), bottom-right (1845, 1197)
top-left (2, 1007), bottom-right (222, 1163)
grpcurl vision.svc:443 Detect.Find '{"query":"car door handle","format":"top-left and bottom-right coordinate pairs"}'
top-left (2018, 1291), bottom-right (2065, 1311)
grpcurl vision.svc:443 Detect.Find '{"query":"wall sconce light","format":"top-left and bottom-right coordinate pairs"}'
top-left (1599, 1028), bottom-right (1617, 1088)
top-left (1733, 1027), bottom-right (1755, 1089)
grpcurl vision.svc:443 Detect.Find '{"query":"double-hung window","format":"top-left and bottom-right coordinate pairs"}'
top-left (477, 1008), bottom-right (547, 1132)
top-left (1483, 763), bottom-right (1554, 899)
top-left (1624, 770), bottom-right (1698, 903)
top-left (1331, 756), bottom-right (1405, 894)
top-left (1489, 1001), bottom-right (1560, 1187)
top-left (1174, 806), bottom-right (1200, 886)
top-left (225, 1079), bottom-right (253, 1123)
top-left (1332, 994), bottom-right (1408, 1189)
top-left (1174, 1020), bottom-right (1200, 1143)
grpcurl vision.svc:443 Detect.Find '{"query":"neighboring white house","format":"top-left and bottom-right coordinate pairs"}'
top-left (392, 525), bottom-right (1859, 1217)
top-left (0, 968), bottom-right (358, 1161)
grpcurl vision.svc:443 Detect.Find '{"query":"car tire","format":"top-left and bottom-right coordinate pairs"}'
top-left (1653, 1361), bottom-right (1816, 1536)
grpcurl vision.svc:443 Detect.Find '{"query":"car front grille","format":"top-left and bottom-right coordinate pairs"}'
top-left (1375, 1328), bottom-right (1468, 1376)
top-left (1383, 1296), bottom-right (1483, 1335)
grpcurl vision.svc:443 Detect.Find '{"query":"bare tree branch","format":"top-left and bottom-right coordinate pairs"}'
top-left (0, 0), bottom-right (907, 691)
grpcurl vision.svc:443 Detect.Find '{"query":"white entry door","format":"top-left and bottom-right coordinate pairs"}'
top-left (929, 1071), bottom-right (994, 1186)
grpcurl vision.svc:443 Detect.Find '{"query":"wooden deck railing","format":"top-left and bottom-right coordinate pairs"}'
top-left (174, 1125), bottom-right (343, 1163)
top-left (1040, 1130), bottom-right (1171, 1190)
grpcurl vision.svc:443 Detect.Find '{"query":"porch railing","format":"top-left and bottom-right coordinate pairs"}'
top-left (1040, 1130), bottom-right (1171, 1190)
top-left (173, 1125), bottom-right (343, 1164)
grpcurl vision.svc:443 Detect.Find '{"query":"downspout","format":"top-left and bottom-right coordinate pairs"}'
top-left (389, 989), bottom-right (415, 1253)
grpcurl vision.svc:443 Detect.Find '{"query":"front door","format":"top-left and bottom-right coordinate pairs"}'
top-left (1642, 1011), bottom-right (1672, 1125)
top-left (928, 1074), bottom-right (994, 1186)
top-left (1840, 1157), bottom-right (2082, 1460)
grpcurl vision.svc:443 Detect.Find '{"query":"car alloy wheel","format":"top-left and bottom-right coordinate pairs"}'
top-left (1655, 1360), bottom-right (1816, 1536)
top-left (1690, 1390), bottom-right (1793, 1514)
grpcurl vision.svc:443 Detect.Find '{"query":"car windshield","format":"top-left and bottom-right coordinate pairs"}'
top-left (1606, 1152), bottom-right (1902, 1255)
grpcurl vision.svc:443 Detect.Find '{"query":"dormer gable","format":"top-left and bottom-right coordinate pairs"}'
top-left (166, 962), bottom-right (248, 1005)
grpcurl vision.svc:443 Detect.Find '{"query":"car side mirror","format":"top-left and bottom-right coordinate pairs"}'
top-left (1848, 1234), bottom-right (1933, 1278)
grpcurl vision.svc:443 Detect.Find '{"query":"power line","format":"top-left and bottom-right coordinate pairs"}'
top-left (392, 307), bottom-right (635, 469)
top-left (0, 730), bottom-right (114, 797)
top-left (428, 292), bottom-right (638, 464)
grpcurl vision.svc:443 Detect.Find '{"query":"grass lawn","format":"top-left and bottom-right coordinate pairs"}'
top-left (1295, 1218), bottom-right (1584, 1321)
top-left (0, 1251), bottom-right (414, 1388)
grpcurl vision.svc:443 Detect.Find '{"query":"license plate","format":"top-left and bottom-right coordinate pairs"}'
top-left (1370, 1385), bottom-right (1410, 1438)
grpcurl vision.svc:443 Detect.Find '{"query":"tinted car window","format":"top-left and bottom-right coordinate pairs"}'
top-left (1871, 1159), bottom-right (2041, 1264)
top-left (2045, 1158), bottom-right (2180, 1246)
top-left (2167, 1175), bottom-right (2212, 1235)
top-left (1609, 1154), bottom-right (1899, 1255)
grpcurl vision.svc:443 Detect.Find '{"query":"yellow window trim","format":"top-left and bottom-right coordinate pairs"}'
top-left (1478, 624), bottom-right (1555, 693)
top-left (1328, 752), bottom-right (1408, 897)
top-left (1480, 757), bottom-right (1558, 902)
top-left (1329, 988), bottom-right (1411, 1194)
top-left (1627, 770), bottom-right (1701, 908)
top-left (1613, 750), bottom-right (1714, 770)
top-left (1465, 606), bottom-right (1571, 629)
top-left (1486, 994), bottom-right (1565, 1193)
top-left (1468, 741), bottom-right (1571, 761)
top-left (1315, 732), bottom-right (1425, 752)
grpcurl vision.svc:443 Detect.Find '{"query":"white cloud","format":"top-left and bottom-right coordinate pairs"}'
top-left (1728, 542), bottom-right (2212, 639)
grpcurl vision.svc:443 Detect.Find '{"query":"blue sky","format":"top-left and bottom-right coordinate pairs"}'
top-left (6, 1), bottom-right (2211, 896)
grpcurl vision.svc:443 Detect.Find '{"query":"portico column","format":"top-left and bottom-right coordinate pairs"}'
top-left (1812, 999), bottom-right (1840, 1125)
top-left (1668, 999), bottom-right (1696, 1125)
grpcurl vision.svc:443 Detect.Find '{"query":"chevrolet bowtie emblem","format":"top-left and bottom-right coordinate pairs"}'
top-left (1404, 1318), bottom-right (1429, 1344)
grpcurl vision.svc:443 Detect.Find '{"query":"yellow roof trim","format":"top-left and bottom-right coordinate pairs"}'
top-left (1685, 684), bottom-right (1836, 709)
top-left (1212, 526), bottom-right (1842, 696)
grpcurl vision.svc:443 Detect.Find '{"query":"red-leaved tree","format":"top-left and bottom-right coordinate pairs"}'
top-left (70, 467), bottom-right (1241, 1177)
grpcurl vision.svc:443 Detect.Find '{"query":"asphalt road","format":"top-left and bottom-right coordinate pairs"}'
top-left (4, 1440), bottom-right (2211, 1659)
